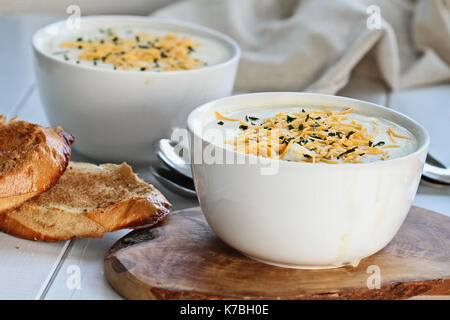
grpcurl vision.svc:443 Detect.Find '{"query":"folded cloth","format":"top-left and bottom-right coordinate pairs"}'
top-left (153, 0), bottom-right (450, 94)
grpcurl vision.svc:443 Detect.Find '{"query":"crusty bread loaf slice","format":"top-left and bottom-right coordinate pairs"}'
top-left (0, 162), bottom-right (171, 241)
top-left (0, 116), bottom-right (74, 212)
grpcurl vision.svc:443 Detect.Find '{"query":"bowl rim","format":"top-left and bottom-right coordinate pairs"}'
top-left (187, 92), bottom-right (430, 167)
top-left (32, 15), bottom-right (241, 75)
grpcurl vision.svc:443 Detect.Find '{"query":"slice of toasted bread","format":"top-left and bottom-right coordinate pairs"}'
top-left (0, 162), bottom-right (171, 241)
top-left (0, 116), bottom-right (74, 212)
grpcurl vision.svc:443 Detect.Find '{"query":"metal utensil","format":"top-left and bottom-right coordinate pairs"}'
top-left (422, 154), bottom-right (450, 185)
top-left (150, 165), bottom-right (197, 198)
top-left (154, 139), bottom-right (192, 179)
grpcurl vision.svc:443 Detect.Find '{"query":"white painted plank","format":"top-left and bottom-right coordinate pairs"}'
top-left (0, 67), bottom-right (73, 300)
top-left (389, 84), bottom-right (450, 168)
top-left (415, 183), bottom-right (450, 217)
top-left (0, 233), bottom-right (70, 299)
top-left (42, 232), bottom-right (127, 300)
top-left (14, 87), bottom-right (49, 126)
top-left (0, 14), bottom-right (62, 115)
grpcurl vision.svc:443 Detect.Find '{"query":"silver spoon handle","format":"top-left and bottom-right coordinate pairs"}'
top-left (423, 163), bottom-right (450, 184)
top-left (156, 139), bottom-right (193, 179)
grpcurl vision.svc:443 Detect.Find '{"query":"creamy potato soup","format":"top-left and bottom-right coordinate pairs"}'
top-left (45, 27), bottom-right (232, 71)
top-left (212, 107), bottom-right (417, 164)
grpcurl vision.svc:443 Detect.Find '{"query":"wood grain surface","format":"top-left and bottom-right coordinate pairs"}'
top-left (104, 206), bottom-right (450, 300)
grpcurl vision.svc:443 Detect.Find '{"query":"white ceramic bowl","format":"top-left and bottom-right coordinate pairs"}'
top-left (187, 92), bottom-right (429, 269)
top-left (32, 16), bottom-right (240, 163)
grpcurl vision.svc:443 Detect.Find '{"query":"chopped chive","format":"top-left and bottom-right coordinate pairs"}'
top-left (102, 52), bottom-right (111, 62)
top-left (337, 147), bottom-right (357, 159)
top-left (298, 137), bottom-right (308, 144)
top-left (286, 115), bottom-right (296, 123)
top-left (346, 131), bottom-right (355, 139)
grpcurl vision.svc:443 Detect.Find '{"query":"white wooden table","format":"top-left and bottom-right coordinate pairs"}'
top-left (1, 14), bottom-right (449, 300)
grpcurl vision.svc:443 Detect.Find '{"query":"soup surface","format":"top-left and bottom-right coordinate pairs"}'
top-left (210, 106), bottom-right (417, 164)
top-left (43, 26), bottom-right (232, 71)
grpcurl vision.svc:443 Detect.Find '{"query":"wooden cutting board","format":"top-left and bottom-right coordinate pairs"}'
top-left (104, 206), bottom-right (450, 300)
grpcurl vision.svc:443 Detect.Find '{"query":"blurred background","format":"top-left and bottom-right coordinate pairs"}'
top-left (0, 0), bottom-right (176, 14)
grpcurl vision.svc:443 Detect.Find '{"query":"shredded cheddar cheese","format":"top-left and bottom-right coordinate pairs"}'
top-left (222, 108), bottom-right (410, 164)
top-left (387, 126), bottom-right (410, 143)
top-left (60, 30), bottom-right (204, 71)
top-left (215, 112), bottom-right (239, 122)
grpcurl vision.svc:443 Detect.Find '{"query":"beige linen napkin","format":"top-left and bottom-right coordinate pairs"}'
top-left (153, 0), bottom-right (450, 94)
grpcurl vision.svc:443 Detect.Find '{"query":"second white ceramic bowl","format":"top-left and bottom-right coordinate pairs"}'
top-left (32, 16), bottom-right (240, 163)
top-left (187, 93), bottom-right (429, 269)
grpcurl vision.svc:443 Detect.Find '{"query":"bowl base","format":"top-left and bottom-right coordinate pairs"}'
top-left (244, 253), bottom-right (360, 270)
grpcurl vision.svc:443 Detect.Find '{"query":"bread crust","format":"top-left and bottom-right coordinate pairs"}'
top-left (0, 209), bottom-right (105, 241)
top-left (0, 162), bottom-right (171, 241)
top-left (0, 118), bottom-right (74, 212)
